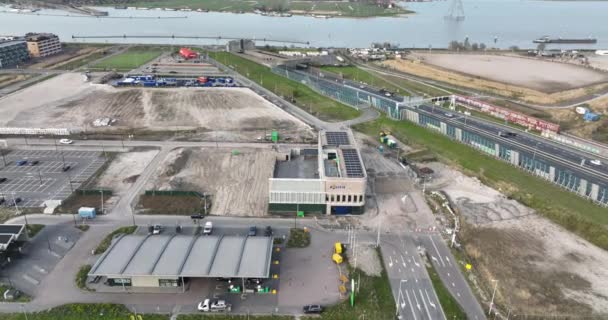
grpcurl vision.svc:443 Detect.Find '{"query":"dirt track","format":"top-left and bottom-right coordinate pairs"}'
top-left (0, 73), bottom-right (311, 138)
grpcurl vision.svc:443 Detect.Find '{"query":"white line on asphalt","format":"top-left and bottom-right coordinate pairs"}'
top-left (412, 290), bottom-right (421, 311)
top-left (429, 236), bottom-right (446, 267)
top-left (401, 255), bottom-right (407, 267)
top-left (424, 289), bottom-right (436, 309)
top-left (419, 289), bottom-right (432, 320)
top-left (406, 290), bottom-right (418, 320)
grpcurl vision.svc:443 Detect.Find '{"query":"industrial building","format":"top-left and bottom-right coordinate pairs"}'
top-left (0, 40), bottom-right (29, 68)
top-left (269, 130), bottom-right (367, 215)
top-left (226, 39), bottom-right (255, 53)
top-left (88, 233), bottom-right (274, 288)
top-left (25, 33), bottom-right (62, 58)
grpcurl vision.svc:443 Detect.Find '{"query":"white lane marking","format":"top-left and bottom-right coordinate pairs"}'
top-left (445, 256), bottom-right (452, 266)
top-left (412, 290), bottom-right (421, 311)
top-left (425, 289), bottom-right (436, 309)
top-left (452, 282), bottom-right (456, 287)
top-left (401, 255), bottom-right (407, 267)
top-left (429, 236), bottom-right (446, 267)
top-left (406, 290), bottom-right (418, 320)
top-left (457, 292), bottom-right (461, 297)
top-left (419, 289), bottom-right (433, 320)
top-left (389, 256), bottom-right (394, 268)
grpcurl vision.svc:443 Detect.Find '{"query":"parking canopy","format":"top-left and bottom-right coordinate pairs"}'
top-left (89, 234), bottom-right (274, 279)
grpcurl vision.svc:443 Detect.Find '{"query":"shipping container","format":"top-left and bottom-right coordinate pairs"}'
top-left (78, 207), bottom-right (96, 219)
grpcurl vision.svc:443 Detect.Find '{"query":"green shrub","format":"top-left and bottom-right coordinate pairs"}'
top-left (75, 265), bottom-right (92, 290)
top-left (287, 228), bottom-right (310, 248)
top-left (94, 226), bottom-right (137, 254)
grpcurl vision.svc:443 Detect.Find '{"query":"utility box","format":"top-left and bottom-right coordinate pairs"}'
top-left (78, 207), bottom-right (96, 219)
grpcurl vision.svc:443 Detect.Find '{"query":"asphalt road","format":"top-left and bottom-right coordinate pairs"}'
top-left (382, 235), bottom-right (446, 320)
top-left (417, 105), bottom-right (608, 192)
top-left (419, 234), bottom-right (486, 320)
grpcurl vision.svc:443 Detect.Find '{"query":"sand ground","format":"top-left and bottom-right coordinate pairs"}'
top-left (95, 149), bottom-right (159, 196)
top-left (414, 53), bottom-right (608, 92)
top-left (425, 162), bottom-right (608, 315)
top-left (0, 73), bottom-right (311, 139)
top-left (145, 147), bottom-right (276, 217)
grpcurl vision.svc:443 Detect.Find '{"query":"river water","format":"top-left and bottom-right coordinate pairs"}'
top-left (0, 0), bottom-right (607, 49)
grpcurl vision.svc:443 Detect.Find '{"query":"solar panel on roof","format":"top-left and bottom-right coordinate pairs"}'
top-left (326, 131), bottom-right (350, 146)
top-left (342, 149), bottom-right (364, 178)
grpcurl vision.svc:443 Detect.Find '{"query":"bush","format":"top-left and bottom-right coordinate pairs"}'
top-left (26, 224), bottom-right (45, 238)
top-left (76, 225), bottom-right (90, 232)
top-left (287, 228), bottom-right (310, 248)
top-left (94, 226), bottom-right (137, 254)
top-left (75, 265), bottom-right (92, 290)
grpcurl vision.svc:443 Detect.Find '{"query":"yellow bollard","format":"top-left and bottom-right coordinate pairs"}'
top-left (274, 260), bottom-right (279, 265)
top-left (273, 274), bottom-right (279, 279)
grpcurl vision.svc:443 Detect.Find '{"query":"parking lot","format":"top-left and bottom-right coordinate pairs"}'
top-left (0, 149), bottom-right (106, 207)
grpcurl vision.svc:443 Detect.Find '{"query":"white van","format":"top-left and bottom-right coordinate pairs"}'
top-left (203, 221), bottom-right (213, 235)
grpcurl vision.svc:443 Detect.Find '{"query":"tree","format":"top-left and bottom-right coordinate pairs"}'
top-left (509, 45), bottom-right (520, 52)
top-left (471, 43), bottom-right (479, 51)
top-left (479, 43), bottom-right (487, 51)
top-left (463, 37), bottom-right (471, 50)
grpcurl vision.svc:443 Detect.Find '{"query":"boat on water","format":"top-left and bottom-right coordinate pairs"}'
top-left (533, 36), bottom-right (597, 44)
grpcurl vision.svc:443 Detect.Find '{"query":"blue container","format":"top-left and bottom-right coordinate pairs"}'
top-left (584, 112), bottom-right (600, 122)
top-left (78, 207), bottom-right (96, 219)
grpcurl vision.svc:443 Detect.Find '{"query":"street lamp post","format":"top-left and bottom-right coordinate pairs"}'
top-left (488, 279), bottom-right (499, 315)
top-left (20, 304), bottom-right (29, 320)
top-left (100, 190), bottom-right (104, 215)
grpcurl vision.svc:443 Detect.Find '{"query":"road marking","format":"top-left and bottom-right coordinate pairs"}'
top-left (445, 256), bottom-right (452, 266)
top-left (429, 236), bottom-right (446, 267)
top-left (424, 289), bottom-right (436, 309)
top-left (412, 290), bottom-right (421, 311)
top-left (401, 255), bottom-right (407, 267)
top-left (419, 289), bottom-right (433, 320)
top-left (457, 292), bottom-right (461, 297)
top-left (412, 256), bottom-right (420, 268)
top-left (389, 256), bottom-right (394, 268)
top-left (405, 290), bottom-right (418, 320)
top-left (452, 282), bottom-right (455, 287)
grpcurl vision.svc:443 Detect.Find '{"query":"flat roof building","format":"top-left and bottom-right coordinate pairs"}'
top-left (89, 233), bottom-right (274, 287)
top-left (25, 33), bottom-right (62, 58)
top-left (0, 224), bottom-right (26, 251)
top-left (0, 40), bottom-right (29, 68)
top-left (269, 129), bottom-right (367, 215)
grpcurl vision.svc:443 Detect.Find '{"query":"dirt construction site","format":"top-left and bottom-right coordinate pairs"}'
top-left (381, 53), bottom-right (608, 104)
top-left (423, 162), bottom-right (608, 316)
top-left (0, 73), bottom-right (312, 140)
top-left (145, 147), bottom-right (277, 216)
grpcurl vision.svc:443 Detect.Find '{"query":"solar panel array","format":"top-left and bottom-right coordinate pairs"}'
top-left (325, 131), bottom-right (350, 146)
top-left (342, 149), bottom-right (364, 178)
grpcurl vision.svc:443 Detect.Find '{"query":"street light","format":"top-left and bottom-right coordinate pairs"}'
top-left (488, 279), bottom-right (499, 315)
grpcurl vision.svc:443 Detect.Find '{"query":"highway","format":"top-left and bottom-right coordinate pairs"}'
top-left (416, 105), bottom-right (608, 194)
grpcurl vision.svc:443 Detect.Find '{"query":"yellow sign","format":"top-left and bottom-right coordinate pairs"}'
top-left (465, 263), bottom-right (472, 270)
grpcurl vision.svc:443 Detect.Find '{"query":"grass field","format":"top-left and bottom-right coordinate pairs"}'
top-left (354, 116), bottom-right (608, 250)
top-left (26, 224), bottom-right (45, 238)
top-left (116, 0), bottom-right (410, 17)
top-left (56, 51), bottom-right (110, 70)
top-left (320, 66), bottom-right (411, 96)
top-left (208, 51), bottom-right (361, 122)
top-left (91, 48), bottom-right (161, 71)
top-left (0, 304), bottom-right (167, 320)
top-left (426, 265), bottom-right (467, 319)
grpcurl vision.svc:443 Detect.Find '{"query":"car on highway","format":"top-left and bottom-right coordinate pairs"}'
top-left (303, 304), bottom-right (324, 314)
top-left (59, 139), bottom-right (73, 144)
top-left (16, 160), bottom-right (27, 166)
top-left (197, 299), bottom-right (230, 312)
top-left (590, 159), bottom-right (602, 166)
top-left (203, 221), bottom-right (213, 235)
top-left (248, 226), bottom-right (257, 236)
top-left (498, 131), bottom-right (517, 138)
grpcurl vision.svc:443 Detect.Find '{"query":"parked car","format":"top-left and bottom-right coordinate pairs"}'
top-left (0, 198), bottom-right (5, 205)
top-left (198, 299), bottom-right (230, 312)
top-left (0, 177), bottom-right (7, 183)
top-left (59, 139), bottom-right (73, 144)
top-left (264, 226), bottom-right (273, 236)
top-left (16, 160), bottom-right (27, 166)
top-left (203, 221), bottom-right (213, 235)
top-left (444, 112), bottom-right (454, 118)
top-left (248, 226), bottom-right (257, 236)
top-left (152, 224), bottom-right (163, 235)
top-left (590, 159), bottom-right (602, 166)
top-left (29, 160), bottom-right (39, 166)
top-left (62, 165), bottom-right (71, 172)
top-left (303, 305), bottom-right (324, 314)
top-left (9, 197), bottom-right (22, 206)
